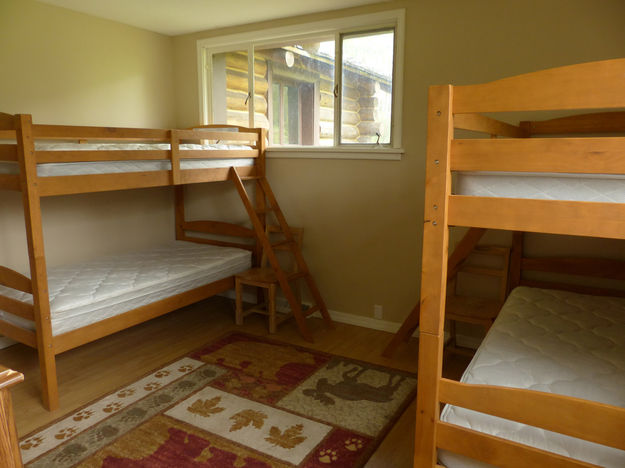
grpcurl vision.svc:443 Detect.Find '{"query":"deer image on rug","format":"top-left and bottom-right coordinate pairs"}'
top-left (303, 365), bottom-right (406, 405)
top-left (280, 359), bottom-right (416, 436)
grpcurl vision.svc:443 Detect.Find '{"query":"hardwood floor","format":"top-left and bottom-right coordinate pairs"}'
top-left (0, 297), bottom-right (471, 467)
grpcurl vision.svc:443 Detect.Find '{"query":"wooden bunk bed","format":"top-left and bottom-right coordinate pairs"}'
top-left (0, 113), bottom-right (333, 411)
top-left (414, 59), bottom-right (625, 467)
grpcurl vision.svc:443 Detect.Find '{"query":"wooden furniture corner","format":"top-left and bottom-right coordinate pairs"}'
top-left (0, 366), bottom-right (24, 467)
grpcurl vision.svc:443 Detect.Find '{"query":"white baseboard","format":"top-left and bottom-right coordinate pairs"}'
top-left (221, 290), bottom-right (480, 350)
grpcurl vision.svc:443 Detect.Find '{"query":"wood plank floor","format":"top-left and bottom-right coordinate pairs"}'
top-left (0, 297), bottom-right (471, 467)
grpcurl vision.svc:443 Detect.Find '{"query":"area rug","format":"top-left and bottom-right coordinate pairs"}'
top-left (19, 332), bottom-right (417, 467)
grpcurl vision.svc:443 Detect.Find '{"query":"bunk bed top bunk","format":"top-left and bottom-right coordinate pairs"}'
top-left (415, 58), bottom-right (625, 468)
top-left (0, 113), bottom-right (265, 196)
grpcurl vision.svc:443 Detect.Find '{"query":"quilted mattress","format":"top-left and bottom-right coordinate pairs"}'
top-left (0, 142), bottom-right (254, 177)
top-left (456, 171), bottom-right (625, 203)
top-left (439, 286), bottom-right (625, 468)
top-left (0, 241), bottom-right (251, 336)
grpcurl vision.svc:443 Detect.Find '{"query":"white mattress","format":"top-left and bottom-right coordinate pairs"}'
top-left (456, 171), bottom-right (625, 203)
top-left (439, 286), bottom-right (625, 468)
top-left (0, 241), bottom-right (251, 336)
top-left (0, 142), bottom-right (254, 177)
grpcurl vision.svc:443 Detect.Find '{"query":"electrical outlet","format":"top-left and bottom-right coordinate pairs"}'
top-left (373, 304), bottom-right (383, 319)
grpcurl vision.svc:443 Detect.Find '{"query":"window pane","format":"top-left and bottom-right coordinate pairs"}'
top-left (255, 40), bottom-right (335, 146)
top-left (211, 50), bottom-right (251, 127)
top-left (341, 30), bottom-right (394, 144)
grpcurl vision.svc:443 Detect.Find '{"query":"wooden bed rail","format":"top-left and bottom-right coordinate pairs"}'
top-left (439, 378), bottom-right (625, 451)
top-left (0, 266), bottom-right (32, 293)
top-left (437, 422), bottom-right (599, 468)
top-left (179, 220), bottom-right (256, 251)
top-left (521, 111), bottom-right (625, 135)
top-left (453, 58), bottom-right (625, 113)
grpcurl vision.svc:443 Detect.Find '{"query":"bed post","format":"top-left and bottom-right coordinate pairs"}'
top-left (254, 128), bottom-right (267, 266)
top-left (15, 114), bottom-right (59, 411)
top-left (414, 85), bottom-right (453, 467)
top-left (174, 186), bottom-right (185, 240)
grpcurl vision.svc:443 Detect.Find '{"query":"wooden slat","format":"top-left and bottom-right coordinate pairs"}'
top-left (521, 111), bottom-right (625, 135)
top-left (0, 175), bottom-right (21, 191)
top-left (0, 266), bottom-right (32, 293)
top-left (0, 113), bottom-right (15, 130)
top-left (0, 145), bottom-right (17, 161)
top-left (508, 232), bottom-right (524, 292)
top-left (32, 124), bottom-right (170, 141)
top-left (520, 279), bottom-right (625, 298)
top-left (36, 150), bottom-right (170, 163)
top-left (0, 318), bottom-right (36, 348)
top-left (522, 257), bottom-right (625, 280)
top-left (0, 130), bottom-right (16, 140)
top-left (449, 196), bottom-right (625, 240)
top-left (53, 277), bottom-right (234, 354)
top-left (181, 235), bottom-right (254, 251)
top-left (38, 171), bottom-right (171, 196)
top-left (176, 129), bottom-right (258, 142)
top-left (453, 58), bottom-right (625, 113)
top-left (0, 296), bottom-right (34, 321)
top-left (182, 220), bottom-right (255, 238)
top-left (451, 137), bottom-right (625, 174)
top-left (170, 130), bottom-right (181, 185)
top-left (179, 149), bottom-right (259, 159)
top-left (439, 378), bottom-right (625, 450)
top-left (179, 166), bottom-right (255, 184)
top-left (437, 422), bottom-right (599, 468)
top-left (453, 113), bottom-right (525, 138)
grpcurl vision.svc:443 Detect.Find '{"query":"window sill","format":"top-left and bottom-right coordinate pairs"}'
top-left (266, 146), bottom-right (404, 161)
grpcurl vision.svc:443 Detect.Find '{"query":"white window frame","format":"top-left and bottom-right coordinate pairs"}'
top-left (197, 9), bottom-right (405, 160)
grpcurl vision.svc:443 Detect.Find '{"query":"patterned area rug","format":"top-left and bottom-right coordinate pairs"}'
top-left (20, 333), bottom-right (417, 467)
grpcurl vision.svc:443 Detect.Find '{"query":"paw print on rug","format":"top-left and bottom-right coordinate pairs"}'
top-left (54, 427), bottom-right (78, 440)
top-left (117, 388), bottom-right (136, 398)
top-left (102, 402), bottom-right (123, 413)
top-left (344, 438), bottom-right (364, 452)
top-left (178, 364), bottom-right (195, 373)
top-left (20, 436), bottom-right (44, 450)
top-left (154, 370), bottom-right (171, 378)
top-left (318, 449), bottom-right (338, 464)
top-left (143, 381), bottom-right (161, 391)
top-left (73, 409), bottom-right (94, 422)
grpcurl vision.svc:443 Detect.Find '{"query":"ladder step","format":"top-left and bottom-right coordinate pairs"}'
top-left (272, 240), bottom-right (295, 249)
top-left (287, 271), bottom-right (307, 281)
top-left (304, 305), bottom-right (320, 317)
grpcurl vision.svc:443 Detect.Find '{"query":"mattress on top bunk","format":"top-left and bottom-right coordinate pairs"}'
top-left (456, 171), bottom-right (625, 203)
top-left (0, 142), bottom-right (254, 177)
top-left (439, 286), bottom-right (625, 468)
top-left (0, 241), bottom-right (251, 336)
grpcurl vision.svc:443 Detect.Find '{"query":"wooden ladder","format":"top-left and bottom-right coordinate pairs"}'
top-left (230, 167), bottom-right (334, 342)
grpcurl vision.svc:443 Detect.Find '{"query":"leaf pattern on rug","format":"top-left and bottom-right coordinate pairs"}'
top-left (265, 424), bottom-right (307, 449)
top-left (229, 409), bottom-right (267, 432)
top-left (187, 396), bottom-right (225, 417)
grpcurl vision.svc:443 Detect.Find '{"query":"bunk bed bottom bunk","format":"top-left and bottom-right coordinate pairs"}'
top-left (439, 286), bottom-right (625, 468)
top-left (0, 241), bottom-right (251, 336)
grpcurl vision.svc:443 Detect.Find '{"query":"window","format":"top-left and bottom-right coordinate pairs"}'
top-left (198, 10), bottom-right (404, 158)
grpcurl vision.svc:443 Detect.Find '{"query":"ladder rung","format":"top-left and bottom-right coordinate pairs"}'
top-left (304, 305), bottom-right (320, 316)
top-left (287, 271), bottom-right (307, 281)
top-left (272, 240), bottom-right (294, 249)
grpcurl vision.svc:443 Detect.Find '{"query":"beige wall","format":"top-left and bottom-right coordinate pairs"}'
top-left (0, 0), bottom-right (176, 273)
top-left (173, 0), bottom-right (625, 324)
top-left (1, 0), bottom-right (624, 326)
